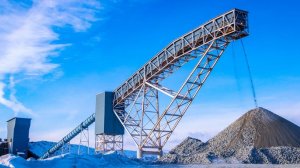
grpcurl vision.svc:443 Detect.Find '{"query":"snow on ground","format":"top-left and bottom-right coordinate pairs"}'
top-left (0, 152), bottom-right (144, 168)
top-left (29, 141), bottom-right (95, 157)
top-left (29, 141), bottom-right (153, 161)
top-left (1, 153), bottom-right (300, 168)
top-left (0, 141), bottom-right (299, 167)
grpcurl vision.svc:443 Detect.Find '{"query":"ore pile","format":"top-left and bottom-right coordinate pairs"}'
top-left (160, 107), bottom-right (300, 164)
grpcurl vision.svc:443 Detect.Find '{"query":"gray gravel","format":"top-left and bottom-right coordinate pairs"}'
top-left (147, 164), bottom-right (300, 168)
top-left (160, 107), bottom-right (300, 164)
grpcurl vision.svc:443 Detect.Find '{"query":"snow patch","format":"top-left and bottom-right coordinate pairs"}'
top-left (0, 153), bottom-right (143, 168)
top-left (29, 141), bottom-right (94, 158)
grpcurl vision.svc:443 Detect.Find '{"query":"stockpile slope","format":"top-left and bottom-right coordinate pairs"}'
top-left (160, 107), bottom-right (300, 164)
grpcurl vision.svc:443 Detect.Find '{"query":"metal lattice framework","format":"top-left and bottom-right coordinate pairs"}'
top-left (39, 8), bottom-right (249, 160)
top-left (113, 9), bottom-right (249, 158)
top-left (40, 113), bottom-right (95, 159)
top-left (60, 142), bottom-right (70, 156)
top-left (78, 128), bottom-right (90, 155)
top-left (95, 134), bottom-right (123, 153)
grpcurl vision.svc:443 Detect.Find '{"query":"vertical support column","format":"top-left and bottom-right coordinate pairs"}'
top-left (155, 86), bottom-right (162, 159)
top-left (135, 83), bottom-right (162, 159)
top-left (78, 127), bottom-right (90, 155)
top-left (60, 141), bottom-right (70, 155)
top-left (138, 84), bottom-right (146, 159)
top-left (95, 134), bottom-right (123, 154)
top-left (137, 148), bottom-right (142, 159)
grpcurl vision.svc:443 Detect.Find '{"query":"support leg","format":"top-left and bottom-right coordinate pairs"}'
top-left (137, 148), bottom-right (143, 159)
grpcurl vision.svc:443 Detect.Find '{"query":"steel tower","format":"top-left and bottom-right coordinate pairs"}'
top-left (113, 9), bottom-right (249, 158)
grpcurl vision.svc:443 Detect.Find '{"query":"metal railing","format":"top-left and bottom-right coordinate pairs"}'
top-left (114, 9), bottom-right (248, 105)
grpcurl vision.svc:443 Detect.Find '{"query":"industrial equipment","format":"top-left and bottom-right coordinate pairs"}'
top-left (95, 92), bottom-right (124, 153)
top-left (40, 8), bottom-right (249, 159)
top-left (7, 117), bottom-right (31, 158)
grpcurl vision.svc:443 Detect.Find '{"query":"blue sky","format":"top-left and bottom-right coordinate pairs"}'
top-left (0, 0), bottom-right (299, 150)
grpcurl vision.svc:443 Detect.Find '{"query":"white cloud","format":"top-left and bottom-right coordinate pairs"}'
top-left (0, 80), bottom-right (32, 115)
top-left (0, 0), bottom-right (101, 115)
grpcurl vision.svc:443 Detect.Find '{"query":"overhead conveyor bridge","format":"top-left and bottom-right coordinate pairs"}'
top-left (114, 9), bottom-right (248, 104)
top-left (40, 8), bottom-right (249, 159)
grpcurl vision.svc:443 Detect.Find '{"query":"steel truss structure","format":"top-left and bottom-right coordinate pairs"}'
top-left (40, 113), bottom-right (95, 159)
top-left (78, 127), bottom-right (90, 155)
top-left (95, 134), bottom-right (123, 153)
top-left (40, 8), bottom-right (249, 160)
top-left (113, 9), bottom-right (249, 158)
top-left (60, 142), bottom-right (70, 156)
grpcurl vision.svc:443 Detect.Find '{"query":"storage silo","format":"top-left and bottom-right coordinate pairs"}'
top-left (7, 117), bottom-right (31, 158)
top-left (95, 92), bottom-right (124, 152)
top-left (95, 91), bottom-right (124, 135)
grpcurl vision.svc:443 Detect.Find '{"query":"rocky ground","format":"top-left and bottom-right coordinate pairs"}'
top-left (160, 107), bottom-right (300, 164)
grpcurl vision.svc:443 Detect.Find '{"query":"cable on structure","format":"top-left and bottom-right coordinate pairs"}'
top-left (231, 40), bottom-right (242, 92)
top-left (231, 40), bottom-right (244, 106)
top-left (240, 39), bottom-right (258, 108)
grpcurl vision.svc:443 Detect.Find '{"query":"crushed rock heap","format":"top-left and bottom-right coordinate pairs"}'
top-left (160, 107), bottom-right (300, 164)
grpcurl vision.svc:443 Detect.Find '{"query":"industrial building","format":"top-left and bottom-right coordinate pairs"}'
top-left (0, 117), bottom-right (31, 158)
top-left (95, 92), bottom-right (124, 153)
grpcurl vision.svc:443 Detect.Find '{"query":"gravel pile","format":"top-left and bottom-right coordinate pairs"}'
top-left (160, 107), bottom-right (300, 164)
top-left (169, 137), bottom-right (205, 155)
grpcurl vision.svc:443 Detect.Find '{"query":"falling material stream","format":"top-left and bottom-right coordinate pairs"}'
top-left (240, 39), bottom-right (258, 108)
